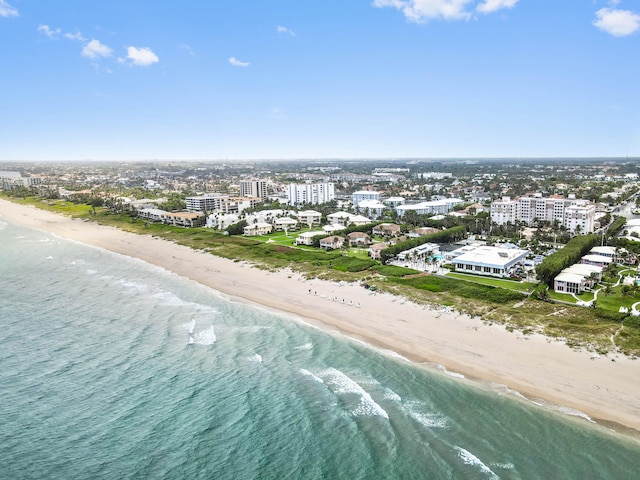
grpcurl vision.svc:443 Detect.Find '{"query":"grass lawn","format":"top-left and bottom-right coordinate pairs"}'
top-left (445, 272), bottom-right (537, 293)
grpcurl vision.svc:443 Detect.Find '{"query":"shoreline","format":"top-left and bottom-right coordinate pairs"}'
top-left (2, 198), bottom-right (640, 436)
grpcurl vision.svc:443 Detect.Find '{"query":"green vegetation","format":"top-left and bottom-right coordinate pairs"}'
top-left (446, 272), bottom-right (536, 293)
top-left (379, 226), bottom-right (466, 263)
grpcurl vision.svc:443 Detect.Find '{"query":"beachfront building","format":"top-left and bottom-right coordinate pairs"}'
top-left (581, 254), bottom-right (613, 269)
top-left (163, 212), bottom-right (205, 228)
top-left (185, 194), bottom-right (222, 212)
top-left (297, 210), bottom-right (322, 227)
top-left (396, 243), bottom-right (440, 264)
top-left (564, 264), bottom-right (603, 285)
top-left (206, 213), bottom-right (240, 230)
top-left (138, 208), bottom-right (168, 222)
top-left (319, 236), bottom-right (345, 250)
top-left (564, 203), bottom-right (596, 233)
top-left (187, 194), bottom-right (260, 214)
top-left (450, 245), bottom-right (528, 278)
top-left (589, 246), bottom-right (616, 259)
top-left (286, 182), bottom-right (335, 206)
top-left (240, 180), bottom-right (267, 199)
top-left (368, 242), bottom-right (389, 260)
top-left (243, 222), bottom-right (273, 236)
top-left (352, 190), bottom-right (381, 207)
top-left (346, 232), bottom-right (372, 247)
top-left (295, 231), bottom-right (325, 246)
top-left (395, 198), bottom-right (464, 217)
top-left (327, 211), bottom-right (353, 226)
top-left (554, 272), bottom-right (588, 294)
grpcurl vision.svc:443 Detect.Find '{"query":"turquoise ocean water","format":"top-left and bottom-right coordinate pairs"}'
top-left (1, 217), bottom-right (640, 479)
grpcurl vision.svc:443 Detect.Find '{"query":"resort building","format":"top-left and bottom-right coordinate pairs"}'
top-left (286, 182), bottom-right (335, 206)
top-left (490, 197), bottom-right (518, 225)
top-left (186, 194), bottom-right (260, 214)
top-left (138, 208), bottom-right (168, 222)
top-left (185, 194), bottom-right (223, 212)
top-left (450, 245), bottom-right (528, 278)
top-left (554, 272), bottom-right (588, 294)
top-left (384, 197), bottom-right (405, 207)
top-left (589, 246), bottom-right (616, 259)
top-left (396, 243), bottom-right (441, 264)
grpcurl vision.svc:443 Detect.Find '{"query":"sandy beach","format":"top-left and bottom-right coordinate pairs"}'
top-left (2, 198), bottom-right (639, 434)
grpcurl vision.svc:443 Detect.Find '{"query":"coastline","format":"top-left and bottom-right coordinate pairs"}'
top-left (2, 199), bottom-right (639, 434)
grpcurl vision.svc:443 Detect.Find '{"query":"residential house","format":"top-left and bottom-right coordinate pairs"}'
top-left (243, 222), bottom-right (273, 236)
top-left (372, 223), bottom-right (402, 238)
top-left (295, 231), bottom-right (325, 246)
top-left (297, 210), bottom-right (322, 227)
top-left (347, 232), bottom-right (371, 247)
top-left (369, 242), bottom-right (388, 260)
top-left (319, 236), bottom-right (345, 250)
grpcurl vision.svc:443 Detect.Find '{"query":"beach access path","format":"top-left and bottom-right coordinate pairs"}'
top-left (1, 198), bottom-right (639, 433)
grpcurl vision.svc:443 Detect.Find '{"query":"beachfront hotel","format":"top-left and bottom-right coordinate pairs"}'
top-left (286, 182), bottom-right (335, 206)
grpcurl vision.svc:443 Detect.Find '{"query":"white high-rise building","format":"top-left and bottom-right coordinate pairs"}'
top-left (490, 196), bottom-right (596, 233)
top-left (240, 180), bottom-right (267, 199)
top-left (286, 183), bottom-right (335, 206)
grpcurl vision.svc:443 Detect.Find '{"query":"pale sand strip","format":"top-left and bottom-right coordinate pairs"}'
top-left (2, 198), bottom-right (639, 433)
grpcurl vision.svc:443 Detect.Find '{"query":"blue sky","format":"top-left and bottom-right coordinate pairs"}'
top-left (1, 0), bottom-right (639, 161)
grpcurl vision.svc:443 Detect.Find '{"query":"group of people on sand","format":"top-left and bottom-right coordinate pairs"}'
top-left (307, 288), bottom-right (361, 308)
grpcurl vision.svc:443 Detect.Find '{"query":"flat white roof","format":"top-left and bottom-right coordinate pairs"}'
top-left (555, 272), bottom-right (586, 284)
top-left (590, 246), bottom-right (616, 255)
top-left (582, 254), bottom-right (613, 264)
top-left (453, 245), bottom-right (528, 268)
top-left (565, 264), bottom-right (602, 275)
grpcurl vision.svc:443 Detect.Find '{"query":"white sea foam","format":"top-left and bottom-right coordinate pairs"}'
top-left (317, 368), bottom-right (389, 419)
top-left (405, 402), bottom-right (448, 429)
top-left (86, 269), bottom-right (98, 275)
top-left (381, 349), bottom-right (411, 362)
top-left (247, 354), bottom-right (263, 365)
top-left (181, 319), bottom-right (196, 334)
top-left (300, 369), bottom-right (324, 384)
top-left (546, 404), bottom-right (596, 423)
top-left (455, 446), bottom-right (500, 479)
top-left (295, 342), bottom-right (314, 351)
top-left (383, 388), bottom-right (401, 402)
top-left (435, 364), bottom-right (466, 379)
top-left (192, 325), bottom-right (216, 345)
top-left (489, 382), bottom-right (529, 402)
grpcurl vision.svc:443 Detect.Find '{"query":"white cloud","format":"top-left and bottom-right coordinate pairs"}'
top-left (82, 39), bottom-right (113, 59)
top-left (64, 31), bottom-right (86, 42)
top-left (0, 0), bottom-right (18, 17)
top-left (593, 8), bottom-right (640, 37)
top-left (476, 0), bottom-right (518, 15)
top-left (38, 25), bottom-right (61, 38)
top-left (229, 56), bottom-right (250, 67)
top-left (373, 0), bottom-right (521, 21)
top-left (372, 0), bottom-right (474, 22)
top-left (125, 46), bottom-right (159, 66)
top-left (276, 25), bottom-right (296, 36)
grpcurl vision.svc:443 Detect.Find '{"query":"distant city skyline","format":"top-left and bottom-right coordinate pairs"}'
top-left (1, 0), bottom-right (639, 161)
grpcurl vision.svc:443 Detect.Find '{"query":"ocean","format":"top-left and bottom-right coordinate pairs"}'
top-left (1, 218), bottom-right (639, 480)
